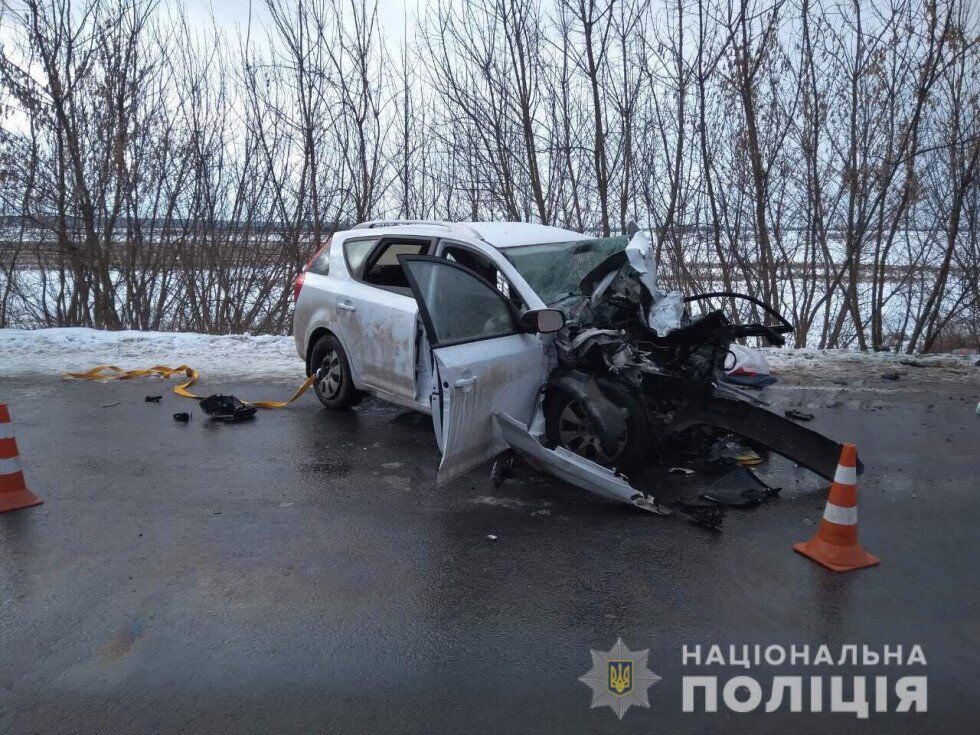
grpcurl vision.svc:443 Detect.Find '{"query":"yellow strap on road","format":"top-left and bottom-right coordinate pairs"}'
top-left (62, 364), bottom-right (318, 409)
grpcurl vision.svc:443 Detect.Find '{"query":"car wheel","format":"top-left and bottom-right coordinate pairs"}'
top-left (310, 334), bottom-right (363, 410)
top-left (544, 378), bottom-right (652, 472)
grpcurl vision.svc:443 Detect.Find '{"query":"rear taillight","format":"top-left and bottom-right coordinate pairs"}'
top-left (294, 240), bottom-right (330, 303)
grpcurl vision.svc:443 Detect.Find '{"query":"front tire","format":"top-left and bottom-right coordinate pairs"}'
top-left (310, 334), bottom-right (363, 409)
top-left (544, 378), bottom-right (653, 472)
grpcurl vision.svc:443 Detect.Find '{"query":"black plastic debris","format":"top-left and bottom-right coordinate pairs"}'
top-left (145, 395), bottom-right (163, 403)
top-left (700, 467), bottom-right (780, 508)
top-left (173, 412), bottom-right (190, 423)
top-left (199, 394), bottom-right (257, 422)
top-left (677, 503), bottom-right (725, 530)
top-left (784, 409), bottom-right (815, 422)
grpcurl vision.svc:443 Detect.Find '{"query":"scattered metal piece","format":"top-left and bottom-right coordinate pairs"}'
top-left (486, 534), bottom-right (498, 541)
top-left (631, 494), bottom-right (672, 515)
top-left (145, 395), bottom-right (163, 403)
top-left (784, 409), bottom-right (815, 422)
top-left (173, 412), bottom-right (190, 422)
top-left (100, 402), bottom-right (121, 408)
top-left (199, 394), bottom-right (257, 422)
top-left (668, 466), bottom-right (695, 475)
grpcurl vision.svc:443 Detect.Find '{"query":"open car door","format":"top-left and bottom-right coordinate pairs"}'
top-left (398, 255), bottom-right (548, 486)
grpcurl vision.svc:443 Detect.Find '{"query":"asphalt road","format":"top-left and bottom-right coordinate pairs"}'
top-left (1, 373), bottom-right (978, 733)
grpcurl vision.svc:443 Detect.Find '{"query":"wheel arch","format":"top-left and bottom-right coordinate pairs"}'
top-left (305, 326), bottom-right (337, 376)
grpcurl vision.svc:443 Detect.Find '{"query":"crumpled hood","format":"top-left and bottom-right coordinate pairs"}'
top-left (576, 230), bottom-right (686, 337)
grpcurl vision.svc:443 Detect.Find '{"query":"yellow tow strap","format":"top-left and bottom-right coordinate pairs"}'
top-left (62, 364), bottom-right (318, 409)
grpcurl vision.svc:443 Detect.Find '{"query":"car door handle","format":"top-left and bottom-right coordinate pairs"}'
top-left (454, 376), bottom-right (477, 389)
top-left (337, 301), bottom-right (356, 312)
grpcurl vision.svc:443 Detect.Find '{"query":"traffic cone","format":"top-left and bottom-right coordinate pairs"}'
top-left (0, 404), bottom-right (43, 513)
top-left (793, 443), bottom-right (878, 572)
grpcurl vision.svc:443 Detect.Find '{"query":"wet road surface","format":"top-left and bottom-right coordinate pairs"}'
top-left (1, 374), bottom-right (978, 733)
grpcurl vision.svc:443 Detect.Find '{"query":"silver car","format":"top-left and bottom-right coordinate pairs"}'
top-left (293, 219), bottom-right (850, 521)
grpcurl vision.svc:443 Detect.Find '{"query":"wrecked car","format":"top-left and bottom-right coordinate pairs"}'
top-left (293, 220), bottom-right (851, 520)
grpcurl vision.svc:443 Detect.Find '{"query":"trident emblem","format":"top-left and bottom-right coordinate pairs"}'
top-left (608, 661), bottom-right (633, 695)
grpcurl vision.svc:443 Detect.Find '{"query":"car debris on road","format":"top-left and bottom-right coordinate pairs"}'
top-left (199, 394), bottom-right (258, 422)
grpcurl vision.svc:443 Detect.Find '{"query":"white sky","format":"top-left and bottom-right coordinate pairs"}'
top-left (0, 0), bottom-right (423, 132)
top-left (182, 0), bottom-right (420, 42)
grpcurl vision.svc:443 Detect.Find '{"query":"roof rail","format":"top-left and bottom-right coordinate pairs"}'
top-left (351, 219), bottom-right (485, 241)
top-left (353, 219), bottom-right (448, 230)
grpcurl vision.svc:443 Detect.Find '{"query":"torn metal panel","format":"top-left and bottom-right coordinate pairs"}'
top-left (663, 387), bottom-right (851, 481)
top-left (647, 290), bottom-right (685, 336)
top-left (494, 412), bottom-right (668, 514)
top-left (624, 230), bottom-right (658, 299)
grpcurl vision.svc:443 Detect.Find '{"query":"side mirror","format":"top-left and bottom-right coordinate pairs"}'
top-left (519, 308), bottom-right (565, 334)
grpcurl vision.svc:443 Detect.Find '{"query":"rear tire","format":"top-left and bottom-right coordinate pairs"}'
top-left (544, 378), bottom-right (653, 472)
top-left (310, 334), bottom-right (363, 409)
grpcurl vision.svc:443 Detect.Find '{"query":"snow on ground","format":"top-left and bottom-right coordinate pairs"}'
top-left (0, 327), bottom-right (301, 382)
top-left (760, 345), bottom-right (978, 386)
top-left (0, 327), bottom-right (977, 387)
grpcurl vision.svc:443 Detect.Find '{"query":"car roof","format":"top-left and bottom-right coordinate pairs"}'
top-left (458, 221), bottom-right (591, 249)
top-left (345, 220), bottom-right (590, 250)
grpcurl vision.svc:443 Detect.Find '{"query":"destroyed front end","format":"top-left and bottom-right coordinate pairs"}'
top-left (494, 230), bottom-right (857, 526)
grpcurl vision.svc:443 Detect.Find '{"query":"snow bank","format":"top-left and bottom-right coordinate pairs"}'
top-left (761, 345), bottom-right (977, 377)
top-left (0, 327), bottom-right (301, 382)
top-left (0, 327), bottom-right (976, 386)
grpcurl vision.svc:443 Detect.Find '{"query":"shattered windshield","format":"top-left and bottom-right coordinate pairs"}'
top-left (502, 236), bottom-right (630, 305)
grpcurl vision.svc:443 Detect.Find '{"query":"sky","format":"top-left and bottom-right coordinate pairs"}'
top-left (0, 0), bottom-right (423, 133)
top-left (182, 0), bottom-right (421, 42)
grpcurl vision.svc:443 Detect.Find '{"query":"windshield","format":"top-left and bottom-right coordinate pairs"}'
top-left (502, 236), bottom-right (630, 305)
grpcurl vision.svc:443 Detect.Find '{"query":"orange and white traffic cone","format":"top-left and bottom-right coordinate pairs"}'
top-left (793, 443), bottom-right (878, 572)
top-left (0, 404), bottom-right (43, 514)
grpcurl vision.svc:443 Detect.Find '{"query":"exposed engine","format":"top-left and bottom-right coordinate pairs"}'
top-left (537, 235), bottom-right (848, 504)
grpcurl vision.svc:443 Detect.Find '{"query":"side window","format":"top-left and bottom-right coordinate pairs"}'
top-left (362, 240), bottom-right (429, 289)
top-left (443, 244), bottom-right (525, 310)
top-left (307, 239), bottom-right (332, 275)
top-left (343, 239), bottom-right (375, 277)
top-left (401, 259), bottom-right (516, 346)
